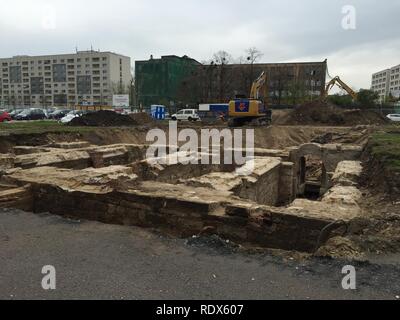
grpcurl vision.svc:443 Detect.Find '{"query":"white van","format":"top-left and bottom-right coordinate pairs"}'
top-left (171, 109), bottom-right (200, 122)
top-left (387, 114), bottom-right (400, 122)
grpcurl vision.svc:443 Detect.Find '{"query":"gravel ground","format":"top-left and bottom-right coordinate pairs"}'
top-left (1, 208), bottom-right (400, 300)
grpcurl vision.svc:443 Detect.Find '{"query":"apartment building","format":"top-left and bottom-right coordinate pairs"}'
top-left (371, 64), bottom-right (400, 103)
top-left (0, 51), bottom-right (132, 108)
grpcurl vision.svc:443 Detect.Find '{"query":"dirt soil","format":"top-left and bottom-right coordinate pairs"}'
top-left (253, 125), bottom-right (358, 149)
top-left (273, 101), bottom-right (388, 126)
top-left (129, 112), bottom-right (157, 126)
top-left (360, 143), bottom-right (400, 201)
top-left (324, 139), bottom-right (400, 258)
top-left (69, 111), bottom-right (138, 127)
top-left (0, 125), bottom-right (362, 154)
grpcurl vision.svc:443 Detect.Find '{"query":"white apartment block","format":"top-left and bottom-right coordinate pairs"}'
top-left (371, 64), bottom-right (400, 103)
top-left (0, 51), bottom-right (132, 108)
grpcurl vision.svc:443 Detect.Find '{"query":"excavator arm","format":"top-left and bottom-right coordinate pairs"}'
top-left (249, 71), bottom-right (267, 100)
top-left (325, 76), bottom-right (357, 100)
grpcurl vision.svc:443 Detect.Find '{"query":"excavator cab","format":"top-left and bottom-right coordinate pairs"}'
top-left (228, 71), bottom-right (272, 127)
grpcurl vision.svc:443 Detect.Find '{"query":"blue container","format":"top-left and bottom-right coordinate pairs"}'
top-left (151, 105), bottom-right (166, 120)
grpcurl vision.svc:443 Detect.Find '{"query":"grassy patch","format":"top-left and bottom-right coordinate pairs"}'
top-left (370, 126), bottom-right (400, 172)
top-left (0, 121), bottom-right (95, 135)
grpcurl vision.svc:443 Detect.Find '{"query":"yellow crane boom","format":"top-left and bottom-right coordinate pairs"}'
top-left (325, 76), bottom-right (358, 100)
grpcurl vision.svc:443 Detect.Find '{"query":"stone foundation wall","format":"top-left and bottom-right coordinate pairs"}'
top-left (0, 185), bottom-right (33, 212)
top-left (289, 143), bottom-right (363, 196)
top-left (234, 163), bottom-right (281, 206)
top-left (31, 184), bottom-right (342, 253)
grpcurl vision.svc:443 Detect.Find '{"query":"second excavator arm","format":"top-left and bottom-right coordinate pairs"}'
top-left (325, 76), bottom-right (357, 100)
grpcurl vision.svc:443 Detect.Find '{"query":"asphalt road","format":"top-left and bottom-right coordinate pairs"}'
top-left (1, 208), bottom-right (400, 300)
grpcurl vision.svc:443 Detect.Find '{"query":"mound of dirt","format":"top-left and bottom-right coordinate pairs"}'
top-left (311, 126), bottom-right (373, 145)
top-left (280, 101), bottom-right (388, 126)
top-left (129, 113), bottom-right (157, 126)
top-left (69, 111), bottom-right (138, 127)
top-left (315, 236), bottom-right (364, 260)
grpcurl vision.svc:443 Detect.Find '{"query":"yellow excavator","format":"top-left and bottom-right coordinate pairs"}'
top-left (228, 71), bottom-right (272, 127)
top-left (324, 76), bottom-right (358, 100)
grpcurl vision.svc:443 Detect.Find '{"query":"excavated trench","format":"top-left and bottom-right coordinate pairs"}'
top-left (0, 128), bottom-right (369, 253)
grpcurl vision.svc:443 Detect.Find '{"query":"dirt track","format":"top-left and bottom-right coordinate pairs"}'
top-left (1, 209), bottom-right (400, 300)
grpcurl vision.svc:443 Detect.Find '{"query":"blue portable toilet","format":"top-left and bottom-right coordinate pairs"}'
top-left (151, 105), bottom-right (166, 120)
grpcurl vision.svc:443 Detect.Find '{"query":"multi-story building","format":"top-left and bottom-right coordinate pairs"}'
top-left (135, 56), bottom-right (327, 108)
top-left (212, 60), bottom-right (327, 106)
top-left (371, 64), bottom-right (400, 103)
top-left (0, 51), bottom-right (132, 108)
top-left (135, 55), bottom-right (201, 109)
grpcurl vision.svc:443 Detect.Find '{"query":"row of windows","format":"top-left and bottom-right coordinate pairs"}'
top-left (2, 64), bottom-right (108, 73)
top-left (372, 78), bottom-right (387, 85)
top-left (372, 88), bottom-right (400, 94)
top-left (3, 89), bottom-right (109, 96)
top-left (0, 96), bottom-right (108, 99)
top-left (373, 88), bottom-right (386, 94)
top-left (372, 72), bottom-right (388, 79)
top-left (371, 83), bottom-right (386, 89)
top-left (1, 70), bottom-right (108, 79)
top-left (1, 57), bottom-right (108, 67)
top-left (0, 75), bottom-right (109, 85)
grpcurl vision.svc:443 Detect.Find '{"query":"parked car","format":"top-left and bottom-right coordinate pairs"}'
top-left (60, 110), bottom-right (85, 124)
top-left (0, 111), bottom-right (12, 123)
top-left (9, 109), bottom-right (25, 120)
top-left (171, 109), bottom-right (200, 121)
top-left (387, 114), bottom-right (400, 122)
top-left (48, 109), bottom-right (70, 120)
top-left (14, 108), bottom-right (47, 121)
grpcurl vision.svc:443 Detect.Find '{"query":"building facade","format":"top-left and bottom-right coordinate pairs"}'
top-left (135, 55), bottom-right (202, 109)
top-left (135, 57), bottom-right (327, 108)
top-left (371, 64), bottom-right (400, 103)
top-left (0, 51), bottom-right (132, 108)
top-left (175, 60), bottom-right (327, 107)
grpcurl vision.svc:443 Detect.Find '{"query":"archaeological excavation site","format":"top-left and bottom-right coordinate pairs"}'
top-left (2, 118), bottom-right (399, 260)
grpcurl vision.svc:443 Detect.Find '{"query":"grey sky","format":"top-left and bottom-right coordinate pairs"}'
top-left (1, 0), bottom-right (399, 90)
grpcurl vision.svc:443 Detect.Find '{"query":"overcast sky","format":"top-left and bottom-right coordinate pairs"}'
top-left (1, 0), bottom-right (399, 91)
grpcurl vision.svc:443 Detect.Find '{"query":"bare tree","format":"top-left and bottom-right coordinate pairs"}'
top-left (246, 47), bottom-right (264, 65)
top-left (211, 51), bottom-right (234, 101)
top-left (212, 51), bottom-right (233, 65)
top-left (244, 47), bottom-right (264, 93)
